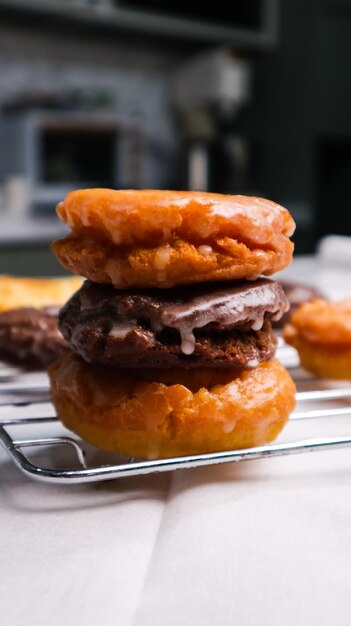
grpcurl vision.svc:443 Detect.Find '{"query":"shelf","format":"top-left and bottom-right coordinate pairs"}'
top-left (0, 0), bottom-right (279, 48)
top-left (0, 211), bottom-right (68, 247)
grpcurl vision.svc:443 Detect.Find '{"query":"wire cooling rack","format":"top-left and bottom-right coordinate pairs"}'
top-left (1, 340), bottom-right (351, 484)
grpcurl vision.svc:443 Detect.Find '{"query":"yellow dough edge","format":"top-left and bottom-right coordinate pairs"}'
top-left (287, 335), bottom-right (351, 380)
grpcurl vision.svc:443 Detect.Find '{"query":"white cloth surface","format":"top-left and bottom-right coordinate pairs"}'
top-left (1, 254), bottom-right (351, 626)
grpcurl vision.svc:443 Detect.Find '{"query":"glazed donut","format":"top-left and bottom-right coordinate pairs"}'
top-left (52, 189), bottom-right (295, 288)
top-left (283, 298), bottom-right (351, 379)
top-left (0, 275), bottom-right (83, 312)
top-left (49, 353), bottom-right (296, 459)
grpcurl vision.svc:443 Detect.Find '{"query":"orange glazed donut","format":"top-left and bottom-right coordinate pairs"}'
top-left (0, 275), bottom-right (83, 312)
top-left (49, 353), bottom-right (296, 459)
top-left (52, 189), bottom-right (295, 288)
top-left (283, 298), bottom-right (351, 379)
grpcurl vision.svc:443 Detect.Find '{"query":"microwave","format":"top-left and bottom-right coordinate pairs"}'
top-left (0, 111), bottom-right (143, 215)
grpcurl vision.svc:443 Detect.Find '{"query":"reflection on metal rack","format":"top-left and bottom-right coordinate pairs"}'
top-left (1, 345), bottom-right (351, 485)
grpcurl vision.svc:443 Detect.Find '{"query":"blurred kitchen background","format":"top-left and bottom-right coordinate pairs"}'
top-left (0, 0), bottom-right (350, 274)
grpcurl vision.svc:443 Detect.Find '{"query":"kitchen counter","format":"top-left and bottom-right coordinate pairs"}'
top-left (1, 252), bottom-right (351, 626)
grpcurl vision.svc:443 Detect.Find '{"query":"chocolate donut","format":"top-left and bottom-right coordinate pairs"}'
top-left (0, 275), bottom-right (83, 367)
top-left (273, 280), bottom-right (326, 329)
top-left (0, 307), bottom-right (69, 366)
top-left (59, 278), bottom-right (288, 369)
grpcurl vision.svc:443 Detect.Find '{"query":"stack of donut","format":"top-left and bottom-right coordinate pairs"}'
top-left (49, 189), bottom-right (296, 459)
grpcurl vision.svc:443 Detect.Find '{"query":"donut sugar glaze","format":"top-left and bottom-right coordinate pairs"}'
top-left (52, 189), bottom-right (295, 288)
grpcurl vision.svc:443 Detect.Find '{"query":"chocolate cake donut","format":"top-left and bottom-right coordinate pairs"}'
top-left (273, 280), bottom-right (326, 329)
top-left (59, 278), bottom-right (288, 369)
top-left (0, 307), bottom-right (69, 366)
top-left (0, 275), bottom-right (83, 366)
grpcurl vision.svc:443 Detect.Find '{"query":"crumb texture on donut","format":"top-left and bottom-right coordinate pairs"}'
top-left (49, 354), bottom-right (296, 459)
top-left (52, 235), bottom-right (293, 288)
top-left (52, 189), bottom-right (295, 288)
top-left (0, 275), bottom-right (83, 312)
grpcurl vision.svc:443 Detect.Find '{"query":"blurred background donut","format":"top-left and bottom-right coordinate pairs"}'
top-left (0, 275), bottom-right (82, 366)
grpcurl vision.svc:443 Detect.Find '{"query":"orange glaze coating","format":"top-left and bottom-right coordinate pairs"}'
top-left (0, 275), bottom-right (83, 312)
top-left (284, 298), bottom-right (351, 379)
top-left (284, 298), bottom-right (351, 345)
top-left (49, 353), bottom-right (296, 459)
top-left (52, 189), bottom-right (295, 288)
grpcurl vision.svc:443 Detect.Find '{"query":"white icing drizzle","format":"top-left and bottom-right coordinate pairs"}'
top-left (178, 331), bottom-right (197, 355)
top-left (88, 279), bottom-right (288, 357)
top-left (246, 274), bottom-right (260, 281)
top-left (154, 244), bottom-right (172, 270)
top-left (80, 211), bottom-right (91, 228)
top-left (251, 318), bottom-right (264, 331)
top-left (223, 419), bottom-right (236, 433)
top-left (246, 358), bottom-right (259, 368)
top-left (109, 321), bottom-right (137, 339)
top-left (197, 245), bottom-right (213, 256)
top-left (157, 280), bottom-right (289, 355)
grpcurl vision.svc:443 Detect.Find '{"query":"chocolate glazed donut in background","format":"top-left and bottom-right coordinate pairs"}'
top-left (0, 275), bottom-right (83, 367)
top-left (49, 188), bottom-right (297, 459)
top-left (273, 280), bottom-right (327, 330)
top-left (0, 307), bottom-right (68, 367)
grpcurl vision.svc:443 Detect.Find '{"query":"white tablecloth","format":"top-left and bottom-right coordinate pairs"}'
top-left (1, 252), bottom-right (351, 626)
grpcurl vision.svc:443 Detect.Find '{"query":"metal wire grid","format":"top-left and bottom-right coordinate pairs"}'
top-left (1, 346), bottom-right (351, 484)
